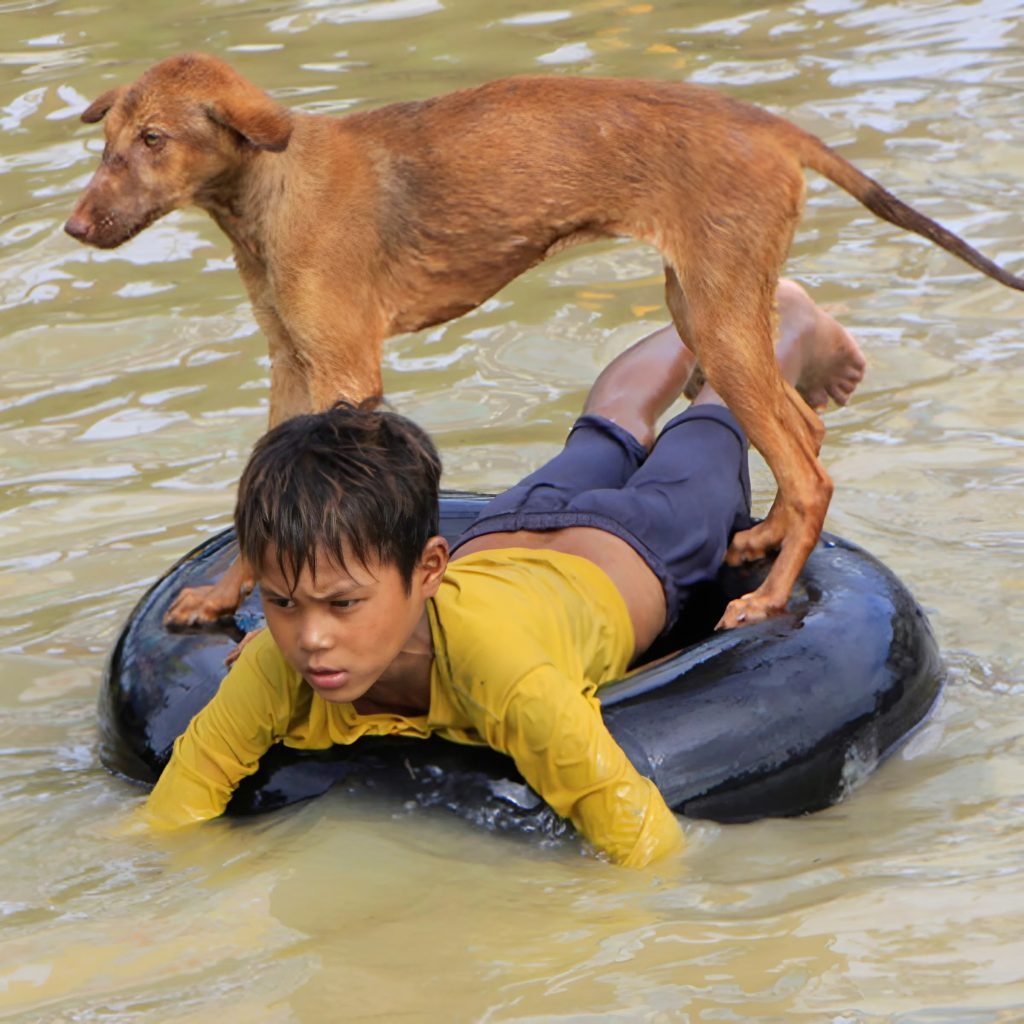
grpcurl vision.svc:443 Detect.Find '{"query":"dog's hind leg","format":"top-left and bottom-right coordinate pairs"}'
top-left (664, 261), bottom-right (832, 627)
top-left (725, 375), bottom-right (825, 567)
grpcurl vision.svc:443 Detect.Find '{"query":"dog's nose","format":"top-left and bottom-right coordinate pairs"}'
top-left (64, 214), bottom-right (91, 242)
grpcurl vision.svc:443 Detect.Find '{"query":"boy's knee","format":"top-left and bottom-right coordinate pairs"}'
top-left (581, 391), bottom-right (655, 452)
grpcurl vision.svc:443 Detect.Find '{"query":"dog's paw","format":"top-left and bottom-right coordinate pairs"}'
top-left (715, 593), bottom-right (776, 630)
top-left (163, 583), bottom-right (240, 629)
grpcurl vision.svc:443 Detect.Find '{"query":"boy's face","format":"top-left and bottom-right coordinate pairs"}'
top-left (257, 539), bottom-right (447, 705)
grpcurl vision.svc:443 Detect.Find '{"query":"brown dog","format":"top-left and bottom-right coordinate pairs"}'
top-left (65, 53), bottom-right (1024, 630)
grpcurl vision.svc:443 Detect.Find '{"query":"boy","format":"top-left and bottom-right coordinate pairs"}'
top-left (145, 282), bottom-right (865, 867)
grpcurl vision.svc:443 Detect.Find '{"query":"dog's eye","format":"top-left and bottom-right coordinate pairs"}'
top-left (141, 129), bottom-right (163, 148)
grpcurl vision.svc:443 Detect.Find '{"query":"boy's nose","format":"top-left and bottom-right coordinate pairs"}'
top-left (298, 617), bottom-right (332, 652)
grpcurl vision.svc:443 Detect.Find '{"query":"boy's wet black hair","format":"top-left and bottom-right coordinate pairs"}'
top-left (235, 399), bottom-right (441, 591)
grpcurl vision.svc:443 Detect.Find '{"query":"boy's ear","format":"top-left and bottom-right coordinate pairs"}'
top-left (418, 535), bottom-right (449, 596)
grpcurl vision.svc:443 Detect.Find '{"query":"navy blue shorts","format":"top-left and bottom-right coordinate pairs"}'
top-left (452, 405), bottom-right (753, 632)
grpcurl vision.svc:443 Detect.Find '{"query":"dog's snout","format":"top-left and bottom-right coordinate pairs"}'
top-left (64, 214), bottom-right (92, 242)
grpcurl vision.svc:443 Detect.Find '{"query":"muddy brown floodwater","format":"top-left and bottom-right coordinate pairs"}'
top-left (1, 1), bottom-right (1022, 1021)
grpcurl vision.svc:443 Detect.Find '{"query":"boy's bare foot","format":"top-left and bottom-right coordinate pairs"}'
top-left (775, 279), bottom-right (867, 411)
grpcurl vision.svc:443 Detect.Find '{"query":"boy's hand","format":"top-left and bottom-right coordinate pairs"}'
top-left (225, 628), bottom-right (264, 668)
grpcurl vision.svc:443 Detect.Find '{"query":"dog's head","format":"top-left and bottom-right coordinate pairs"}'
top-left (64, 52), bottom-right (294, 249)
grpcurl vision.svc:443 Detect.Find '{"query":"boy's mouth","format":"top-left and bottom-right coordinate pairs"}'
top-left (305, 667), bottom-right (351, 690)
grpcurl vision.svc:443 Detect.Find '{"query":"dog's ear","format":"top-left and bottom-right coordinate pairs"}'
top-left (81, 86), bottom-right (126, 124)
top-left (204, 93), bottom-right (293, 152)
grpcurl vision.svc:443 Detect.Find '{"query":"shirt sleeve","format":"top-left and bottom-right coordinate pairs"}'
top-left (142, 635), bottom-right (290, 829)
top-left (478, 665), bottom-right (684, 868)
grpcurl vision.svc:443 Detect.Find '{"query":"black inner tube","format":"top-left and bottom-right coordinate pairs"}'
top-left (99, 492), bottom-right (944, 837)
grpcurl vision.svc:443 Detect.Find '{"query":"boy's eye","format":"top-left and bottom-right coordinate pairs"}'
top-left (331, 598), bottom-right (360, 609)
top-left (267, 596), bottom-right (294, 609)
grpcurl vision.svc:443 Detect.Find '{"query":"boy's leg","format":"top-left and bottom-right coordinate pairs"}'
top-left (772, 280), bottom-right (866, 411)
top-left (581, 279), bottom-right (865, 441)
top-left (563, 404), bottom-right (751, 631)
top-left (581, 324), bottom-right (697, 450)
top-left (452, 323), bottom-right (701, 548)
top-left (565, 284), bottom-right (866, 630)
top-left (449, 413), bottom-right (646, 547)
top-left (454, 280), bottom-right (864, 555)
top-left (685, 280), bottom-right (865, 414)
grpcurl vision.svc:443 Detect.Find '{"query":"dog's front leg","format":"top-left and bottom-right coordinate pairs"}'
top-left (162, 307), bottom-right (307, 629)
top-left (263, 310), bottom-right (315, 426)
top-left (308, 330), bottom-right (387, 410)
top-left (164, 558), bottom-right (256, 630)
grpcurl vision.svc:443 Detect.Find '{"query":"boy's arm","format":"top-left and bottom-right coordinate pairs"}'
top-left (484, 666), bottom-right (684, 868)
top-left (143, 634), bottom-right (289, 828)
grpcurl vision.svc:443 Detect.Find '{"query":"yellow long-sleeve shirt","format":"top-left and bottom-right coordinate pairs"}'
top-left (145, 548), bottom-right (683, 867)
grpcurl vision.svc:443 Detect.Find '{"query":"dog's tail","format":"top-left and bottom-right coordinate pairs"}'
top-left (794, 127), bottom-right (1024, 292)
